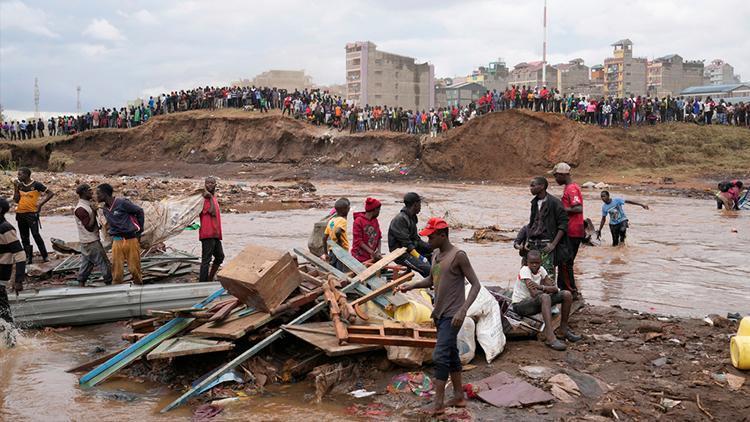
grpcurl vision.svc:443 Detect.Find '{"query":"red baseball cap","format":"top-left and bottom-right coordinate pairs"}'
top-left (419, 217), bottom-right (449, 236)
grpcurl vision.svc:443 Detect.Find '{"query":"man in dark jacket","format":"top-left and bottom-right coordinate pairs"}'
top-left (96, 183), bottom-right (145, 285)
top-left (525, 177), bottom-right (568, 279)
top-left (388, 192), bottom-right (432, 277)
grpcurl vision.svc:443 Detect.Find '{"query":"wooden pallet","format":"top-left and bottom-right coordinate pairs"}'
top-left (344, 324), bottom-right (437, 348)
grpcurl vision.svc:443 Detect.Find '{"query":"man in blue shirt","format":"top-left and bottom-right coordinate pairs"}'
top-left (596, 191), bottom-right (649, 246)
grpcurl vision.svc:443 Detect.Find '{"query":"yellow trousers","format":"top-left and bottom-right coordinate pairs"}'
top-left (112, 238), bottom-right (142, 285)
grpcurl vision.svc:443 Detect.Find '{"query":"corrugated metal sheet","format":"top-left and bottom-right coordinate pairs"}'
top-left (10, 282), bottom-right (228, 327)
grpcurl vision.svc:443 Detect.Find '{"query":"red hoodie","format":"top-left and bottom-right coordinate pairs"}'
top-left (351, 212), bottom-right (381, 262)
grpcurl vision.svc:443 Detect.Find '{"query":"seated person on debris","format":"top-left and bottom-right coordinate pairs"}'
top-left (322, 197), bottom-right (350, 271)
top-left (511, 250), bottom-right (581, 351)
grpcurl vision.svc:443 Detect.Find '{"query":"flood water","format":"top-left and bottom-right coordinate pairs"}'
top-left (2, 180), bottom-right (748, 420)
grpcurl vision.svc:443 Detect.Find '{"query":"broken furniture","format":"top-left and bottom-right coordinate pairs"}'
top-left (218, 245), bottom-right (302, 313)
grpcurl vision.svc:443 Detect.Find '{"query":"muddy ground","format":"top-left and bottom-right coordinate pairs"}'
top-left (109, 304), bottom-right (747, 421)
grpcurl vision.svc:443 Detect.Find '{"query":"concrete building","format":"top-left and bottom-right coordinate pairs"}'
top-left (647, 55), bottom-right (704, 97)
top-left (233, 70), bottom-right (313, 91)
top-left (589, 65), bottom-right (605, 97)
top-left (703, 59), bottom-right (741, 85)
top-left (680, 83), bottom-right (750, 100)
top-left (553, 58), bottom-right (590, 95)
top-left (345, 41), bottom-right (435, 111)
top-left (435, 82), bottom-right (486, 108)
top-left (603, 39), bottom-right (648, 98)
top-left (463, 58), bottom-right (509, 93)
top-left (508, 61), bottom-right (558, 89)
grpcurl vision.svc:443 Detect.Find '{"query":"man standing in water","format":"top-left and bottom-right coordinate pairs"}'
top-left (526, 176), bottom-right (568, 278)
top-left (199, 177), bottom-right (224, 282)
top-left (596, 191), bottom-right (649, 246)
top-left (13, 167), bottom-right (54, 263)
top-left (396, 217), bottom-right (481, 416)
top-left (552, 163), bottom-right (583, 298)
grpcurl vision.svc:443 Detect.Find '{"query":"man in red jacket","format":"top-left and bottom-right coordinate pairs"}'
top-left (352, 197), bottom-right (382, 263)
top-left (199, 177), bottom-right (224, 282)
top-left (552, 163), bottom-right (583, 299)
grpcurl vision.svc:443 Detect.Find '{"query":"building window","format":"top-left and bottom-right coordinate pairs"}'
top-left (375, 59), bottom-right (383, 65)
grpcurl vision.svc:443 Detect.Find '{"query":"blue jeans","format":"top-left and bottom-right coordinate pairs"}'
top-left (433, 316), bottom-right (461, 381)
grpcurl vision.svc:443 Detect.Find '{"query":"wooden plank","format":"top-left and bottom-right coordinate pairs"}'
top-left (351, 248), bottom-right (406, 284)
top-left (283, 322), bottom-right (381, 357)
top-left (328, 241), bottom-right (409, 307)
top-left (66, 348), bottom-right (127, 373)
top-left (79, 288), bottom-right (226, 389)
top-left (350, 273), bottom-right (414, 307)
top-left (345, 324), bottom-right (437, 348)
top-left (208, 299), bottom-right (240, 321)
top-left (146, 337), bottom-right (234, 360)
top-left (160, 250), bottom-right (370, 414)
top-left (190, 310), bottom-right (274, 340)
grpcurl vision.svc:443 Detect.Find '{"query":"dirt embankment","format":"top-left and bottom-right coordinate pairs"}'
top-left (4, 108), bottom-right (749, 183)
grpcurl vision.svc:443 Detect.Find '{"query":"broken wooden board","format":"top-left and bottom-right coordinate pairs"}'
top-left (282, 322), bottom-right (381, 357)
top-left (146, 337), bottom-right (234, 360)
top-left (474, 372), bottom-right (554, 408)
top-left (217, 245), bottom-right (302, 312)
top-left (66, 348), bottom-right (127, 373)
top-left (190, 310), bottom-right (274, 340)
top-left (351, 247), bottom-right (407, 284)
top-left (345, 323), bottom-right (437, 348)
top-left (328, 242), bottom-right (410, 308)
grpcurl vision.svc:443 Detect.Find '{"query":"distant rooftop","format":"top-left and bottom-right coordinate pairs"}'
top-left (680, 83), bottom-right (749, 95)
top-left (611, 38), bottom-right (633, 46)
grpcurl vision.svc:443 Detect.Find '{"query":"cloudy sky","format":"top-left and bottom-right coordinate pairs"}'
top-left (1, 0), bottom-right (749, 115)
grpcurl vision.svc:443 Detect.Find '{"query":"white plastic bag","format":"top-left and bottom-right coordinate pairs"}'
top-left (457, 317), bottom-right (476, 364)
top-left (466, 284), bottom-right (506, 363)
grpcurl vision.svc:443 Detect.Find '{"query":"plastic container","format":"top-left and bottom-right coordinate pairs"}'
top-left (738, 316), bottom-right (750, 337)
top-left (730, 335), bottom-right (750, 370)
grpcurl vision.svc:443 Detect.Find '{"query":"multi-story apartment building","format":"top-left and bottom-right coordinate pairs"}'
top-left (233, 70), bottom-right (313, 91)
top-left (345, 41), bottom-right (435, 111)
top-left (646, 55), bottom-right (704, 97)
top-left (603, 39), bottom-right (647, 98)
top-left (553, 58), bottom-right (590, 95)
top-left (703, 59), bottom-right (741, 85)
top-left (508, 61), bottom-right (558, 89)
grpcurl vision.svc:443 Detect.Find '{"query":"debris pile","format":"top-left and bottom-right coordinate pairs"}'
top-left (0, 171), bottom-right (328, 215)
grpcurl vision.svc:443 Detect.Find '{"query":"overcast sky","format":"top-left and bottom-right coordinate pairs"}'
top-left (2, 0), bottom-right (749, 114)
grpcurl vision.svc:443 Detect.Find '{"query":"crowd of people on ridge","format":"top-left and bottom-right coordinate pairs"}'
top-left (2, 83), bottom-right (749, 142)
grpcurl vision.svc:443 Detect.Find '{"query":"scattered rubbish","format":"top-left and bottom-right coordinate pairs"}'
top-left (593, 334), bottom-right (625, 342)
top-left (594, 182), bottom-right (609, 189)
top-left (725, 373), bottom-right (745, 391)
top-left (668, 338), bottom-right (681, 344)
top-left (651, 357), bottom-right (669, 367)
top-left (549, 385), bottom-right (575, 403)
top-left (473, 372), bottom-right (554, 408)
top-left (310, 362), bottom-right (348, 403)
top-left (387, 372), bottom-right (434, 397)
top-left (562, 369), bottom-right (611, 398)
top-left (547, 374), bottom-right (581, 397)
top-left (465, 225), bottom-right (516, 243)
top-left (348, 389), bottom-right (377, 398)
top-left (659, 398), bottom-right (681, 411)
top-left (192, 403), bottom-right (223, 421)
top-left (520, 366), bottom-right (554, 380)
top-left (643, 332), bottom-right (663, 342)
top-left (345, 403), bottom-right (391, 418)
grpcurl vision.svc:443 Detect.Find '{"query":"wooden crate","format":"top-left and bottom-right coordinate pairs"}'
top-left (217, 245), bottom-right (302, 312)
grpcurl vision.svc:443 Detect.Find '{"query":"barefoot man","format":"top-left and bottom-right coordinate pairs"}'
top-left (396, 217), bottom-right (481, 415)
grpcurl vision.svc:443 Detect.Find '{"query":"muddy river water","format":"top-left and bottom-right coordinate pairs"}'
top-left (2, 180), bottom-right (748, 420)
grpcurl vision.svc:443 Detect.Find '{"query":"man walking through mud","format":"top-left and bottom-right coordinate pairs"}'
top-left (199, 177), bottom-right (224, 282)
top-left (396, 217), bottom-right (481, 416)
top-left (74, 184), bottom-right (112, 286)
top-left (526, 177), bottom-right (568, 279)
top-left (13, 167), bottom-right (53, 263)
top-left (388, 192), bottom-right (432, 277)
top-left (553, 163), bottom-right (583, 299)
top-left (96, 183), bottom-right (145, 285)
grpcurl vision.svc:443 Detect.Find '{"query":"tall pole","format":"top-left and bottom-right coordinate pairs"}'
top-left (34, 77), bottom-right (40, 118)
top-left (542, 0), bottom-right (547, 87)
top-left (76, 86), bottom-right (81, 114)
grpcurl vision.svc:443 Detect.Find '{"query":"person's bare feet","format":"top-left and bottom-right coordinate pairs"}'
top-left (446, 397), bottom-right (467, 408)
top-left (421, 405), bottom-right (446, 416)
